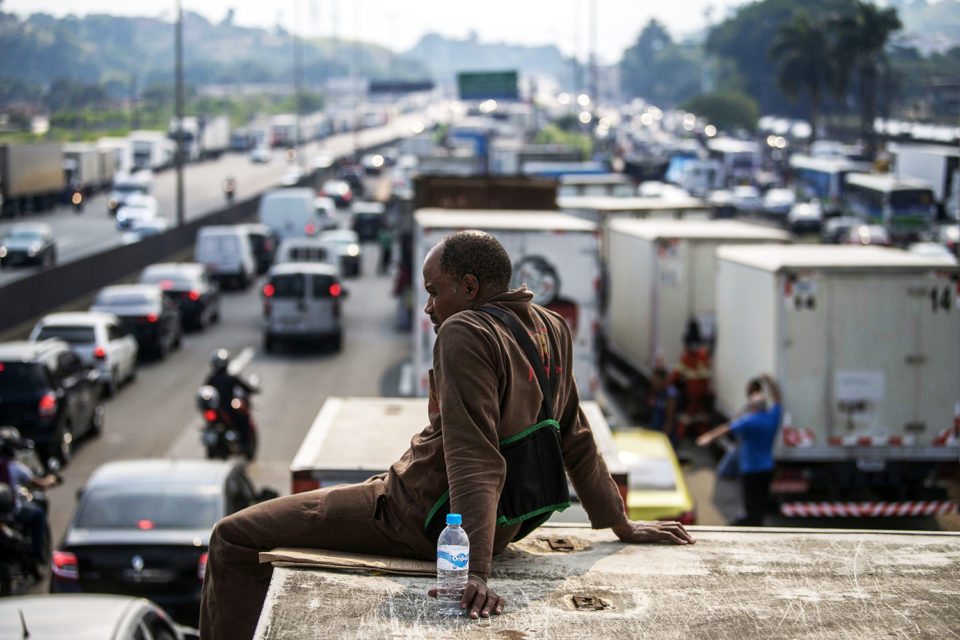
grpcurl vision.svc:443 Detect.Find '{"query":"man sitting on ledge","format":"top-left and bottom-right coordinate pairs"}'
top-left (199, 230), bottom-right (695, 639)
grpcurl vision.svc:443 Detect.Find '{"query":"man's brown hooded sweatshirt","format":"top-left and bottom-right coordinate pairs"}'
top-left (382, 287), bottom-right (627, 576)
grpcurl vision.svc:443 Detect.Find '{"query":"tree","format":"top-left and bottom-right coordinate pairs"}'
top-left (706, 0), bottom-right (856, 116)
top-left (620, 20), bottom-right (703, 107)
top-left (831, 1), bottom-right (902, 158)
top-left (768, 11), bottom-right (837, 145)
top-left (680, 91), bottom-right (760, 132)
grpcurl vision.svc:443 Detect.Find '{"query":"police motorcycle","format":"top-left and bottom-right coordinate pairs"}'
top-left (0, 427), bottom-right (61, 595)
top-left (196, 374), bottom-right (259, 461)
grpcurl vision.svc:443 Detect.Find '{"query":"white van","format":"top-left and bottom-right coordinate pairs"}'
top-left (195, 225), bottom-right (257, 289)
top-left (258, 187), bottom-right (320, 240)
top-left (262, 262), bottom-right (347, 352)
top-left (274, 237), bottom-right (341, 276)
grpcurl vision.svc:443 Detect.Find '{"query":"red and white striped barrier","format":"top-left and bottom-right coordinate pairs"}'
top-left (781, 501), bottom-right (959, 518)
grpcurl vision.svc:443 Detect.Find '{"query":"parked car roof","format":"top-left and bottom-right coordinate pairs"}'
top-left (268, 262), bottom-right (338, 276)
top-left (85, 458), bottom-right (240, 489)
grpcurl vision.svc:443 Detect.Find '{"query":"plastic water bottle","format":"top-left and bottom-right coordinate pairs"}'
top-left (436, 512), bottom-right (469, 616)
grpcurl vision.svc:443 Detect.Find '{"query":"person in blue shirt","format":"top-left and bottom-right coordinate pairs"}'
top-left (696, 374), bottom-right (782, 526)
top-left (647, 366), bottom-right (679, 447)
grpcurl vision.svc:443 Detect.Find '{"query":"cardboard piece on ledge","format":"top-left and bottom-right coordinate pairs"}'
top-left (259, 547), bottom-right (435, 576)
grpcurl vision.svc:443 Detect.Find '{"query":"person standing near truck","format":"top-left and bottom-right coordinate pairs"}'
top-left (199, 230), bottom-right (694, 639)
top-left (696, 374), bottom-right (782, 526)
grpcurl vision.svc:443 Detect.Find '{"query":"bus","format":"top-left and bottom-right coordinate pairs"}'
top-left (705, 137), bottom-right (759, 186)
top-left (788, 154), bottom-right (872, 216)
top-left (843, 172), bottom-right (936, 241)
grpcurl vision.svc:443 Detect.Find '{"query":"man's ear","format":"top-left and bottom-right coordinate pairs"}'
top-left (461, 273), bottom-right (480, 300)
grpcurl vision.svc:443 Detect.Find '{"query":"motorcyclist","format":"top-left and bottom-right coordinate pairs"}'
top-left (223, 176), bottom-right (236, 204)
top-left (0, 427), bottom-right (57, 567)
top-left (203, 349), bottom-right (255, 452)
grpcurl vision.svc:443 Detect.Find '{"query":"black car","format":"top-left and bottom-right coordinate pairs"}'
top-left (240, 223), bottom-right (279, 274)
top-left (139, 263), bottom-right (221, 330)
top-left (51, 459), bottom-right (277, 626)
top-left (90, 285), bottom-right (182, 358)
top-left (0, 339), bottom-right (103, 465)
top-left (336, 166), bottom-right (366, 198)
top-left (351, 202), bottom-right (385, 242)
top-left (0, 222), bottom-right (57, 268)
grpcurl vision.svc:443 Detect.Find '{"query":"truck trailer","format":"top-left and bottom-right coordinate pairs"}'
top-left (602, 218), bottom-right (790, 388)
top-left (892, 142), bottom-right (960, 222)
top-left (62, 142), bottom-right (100, 194)
top-left (290, 396), bottom-right (626, 503)
top-left (413, 209), bottom-right (601, 399)
top-left (713, 244), bottom-right (960, 517)
top-left (0, 142), bottom-right (65, 217)
top-left (254, 524), bottom-right (960, 639)
top-left (129, 130), bottom-right (175, 172)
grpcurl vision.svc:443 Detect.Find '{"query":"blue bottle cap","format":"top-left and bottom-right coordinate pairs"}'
top-left (446, 513), bottom-right (462, 525)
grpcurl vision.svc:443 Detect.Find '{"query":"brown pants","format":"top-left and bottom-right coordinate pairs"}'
top-left (199, 480), bottom-right (431, 640)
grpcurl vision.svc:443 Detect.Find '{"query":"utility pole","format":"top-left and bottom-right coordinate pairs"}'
top-left (175, 0), bottom-right (185, 227)
top-left (293, 0), bottom-right (303, 164)
top-left (589, 0), bottom-right (597, 109)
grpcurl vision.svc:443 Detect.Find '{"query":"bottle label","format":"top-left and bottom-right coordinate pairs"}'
top-left (437, 546), bottom-right (469, 570)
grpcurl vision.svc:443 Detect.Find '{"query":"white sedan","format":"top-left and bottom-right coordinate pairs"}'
top-left (115, 194), bottom-right (160, 230)
top-left (29, 311), bottom-right (138, 396)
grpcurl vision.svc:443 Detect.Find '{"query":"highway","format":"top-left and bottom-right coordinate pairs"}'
top-left (0, 110), bottom-right (436, 287)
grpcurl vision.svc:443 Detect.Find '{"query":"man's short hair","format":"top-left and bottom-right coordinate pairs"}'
top-left (438, 230), bottom-right (512, 292)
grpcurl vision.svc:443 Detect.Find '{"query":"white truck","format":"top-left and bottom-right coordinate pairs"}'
top-left (713, 244), bottom-right (960, 517)
top-left (602, 218), bottom-right (790, 386)
top-left (129, 130), bottom-right (175, 172)
top-left (255, 525), bottom-right (960, 639)
top-left (62, 142), bottom-right (100, 193)
top-left (893, 142), bottom-right (960, 221)
top-left (413, 209), bottom-right (601, 400)
top-left (290, 396), bottom-right (626, 507)
top-left (96, 136), bottom-right (133, 176)
top-left (169, 115), bottom-right (232, 161)
top-left (557, 194), bottom-right (713, 225)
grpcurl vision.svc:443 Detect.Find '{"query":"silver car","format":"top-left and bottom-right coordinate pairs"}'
top-left (29, 311), bottom-right (139, 397)
top-left (262, 262), bottom-right (347, 352)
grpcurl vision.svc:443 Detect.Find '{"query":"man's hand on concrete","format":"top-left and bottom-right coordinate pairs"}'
top-left (612, 520), bottom-right (696, 545)
top-left (427, 574), bottom-right (505, 619)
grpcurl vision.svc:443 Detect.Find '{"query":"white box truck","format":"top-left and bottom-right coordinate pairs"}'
top-left (893, 142), bottom-right (960, 221)
top-left (129, 130), bottom-right (175, 172)
top-left (290, 396), bottom-right (626, 502)
top-left (255, 525), bottom-right (960, 640)
top-left (603, 218), bottom-right (790, 387)
top-left (413, 209), bottom-right (601, 399)
top-left (714, 244), bottom-right (960, 517)
top-left (62, 142), bottom-right (100, 193)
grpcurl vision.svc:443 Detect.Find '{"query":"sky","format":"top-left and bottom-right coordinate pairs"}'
top-left (3, 0), bottom-right (749, 64)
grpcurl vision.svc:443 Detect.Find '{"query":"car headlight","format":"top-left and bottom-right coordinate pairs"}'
top-left (347, 244), bottom-right (360, 257)
top-left (27, 244), bottom-right (40, 256)
top-left (109, 199), bottom-right (118, 209)
top-left (0, 247), bottom-right (6, 258)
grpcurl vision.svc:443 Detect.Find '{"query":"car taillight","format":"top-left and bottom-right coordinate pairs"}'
top-left (158, 279), bottom-right (175, 290)
top-left (292, 478), bottom-right (320, 494)
top-left (146, 313), bottom-right (158, 323)
top-left (204, 409), bottom-right (218, 422)
top-left (198, 552), bottom-right (208, 581)
top-left (93, 346), bottom-right (106, 360)
top-left (263, 284), bottom-right (275, 297)
top-left (188, 290), bottom-right (200, 301)
top-left (52, 550), bottom-right (79, 581)
top-left (38, 393), bottom-right (57, 418)
top-left (329, 283), bottom-right (342, 297)
top-left (305, 222), bottom-right (317, 235)
top-left (263, 240), bottom-right (274, 252)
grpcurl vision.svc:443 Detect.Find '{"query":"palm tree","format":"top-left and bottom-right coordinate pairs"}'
top-left (768, 12), bottom-right (837, 147)
top-left (830, 1), bottom-right (902, 159)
